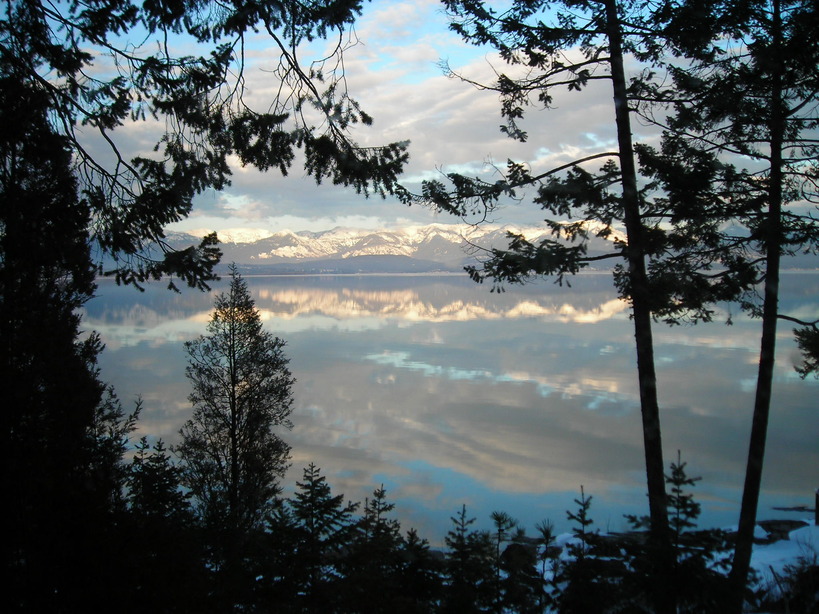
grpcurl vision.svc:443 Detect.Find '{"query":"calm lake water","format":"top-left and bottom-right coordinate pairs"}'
top-left (85, 272), bottom-right (819, 544)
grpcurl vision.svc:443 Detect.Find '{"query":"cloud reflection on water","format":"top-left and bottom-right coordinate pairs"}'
top-left (86, 273), bottom-right (819, 542)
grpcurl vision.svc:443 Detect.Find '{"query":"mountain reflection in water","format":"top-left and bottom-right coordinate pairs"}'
top-left (85, 273), bottom-right (819, 544)
top-left (252, 283), bottom-right (629, 323)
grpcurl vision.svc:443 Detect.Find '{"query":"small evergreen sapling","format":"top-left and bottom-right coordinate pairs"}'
top-left (554, 486), bottom-right (625, 613)
top-left (339, 485), bottom-right (407, 612)
top-left (623, 452), bottom-right (733, 612)
top-left (667, 450), bottom-right (701, 547)
top-left (490, 510), bottom-right (519, 611)
top-left (665, 453), bottom-right (732, 612)
top-left (566, 486), bottom-right (594, 559)
top-left (444, 505), bottom-right (495, 613)
top-left (535, 520), bottom-right (559, 611)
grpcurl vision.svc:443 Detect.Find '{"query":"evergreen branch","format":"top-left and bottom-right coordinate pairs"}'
top-left (526, 152), bottom-right (620, 184)
top-left (777, 314), bottom-right (819, 327)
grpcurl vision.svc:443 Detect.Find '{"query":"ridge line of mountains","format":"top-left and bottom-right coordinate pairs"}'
top-left (170, 223), bottom-right (615, 275)
top-left (162, 222), bottom-right (815, 275)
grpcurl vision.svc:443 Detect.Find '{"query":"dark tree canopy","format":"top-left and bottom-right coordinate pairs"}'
top-left (177, 266), bottom-right (294, 536)
top-left (410, 0), bottom-right (755, 323)
top-left (0, 0), bottom-right (409, 290)
top-left (398, 8), bottom-right (729, 609)
top-left (128, 436), bottom-right (192, 524)
top-left (266, 463), bottom-right (360, 611)
top-left (0, 66), bottom-right (142, 608)
top-left (444, 504), bottom-right (495, 613)
top-left (793, 325), bottom-right (819, 379)
top-left (2, 1), bottom-right (408, 605)
top-left (422, 11), bottom-right (817, 612)
top-left (123, 436), bottom-right (206, 612)
top-left (643, 2), bottom-right (819, 609)
top-left (395, 4), bottom-right (817, 612)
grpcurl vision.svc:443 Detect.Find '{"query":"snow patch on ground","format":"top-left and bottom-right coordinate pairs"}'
top-left (751, 522), bottom-right (818, 588)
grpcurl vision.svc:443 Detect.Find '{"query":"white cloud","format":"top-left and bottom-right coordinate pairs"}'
top-left (93, 1), bottom-right (644, 234)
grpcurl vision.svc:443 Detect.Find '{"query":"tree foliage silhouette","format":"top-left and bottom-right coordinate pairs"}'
top-left (0, 64), bottom-right (140, 610)
top-left (639, 1), bottom-right (819, 608)
top-left (124, 436), bottom-right (205, 612)
top-left (1, 0), bottom-right (409, 289)
top-left (176, 265), bottom-right (294, 600)
top-left (793, 326), bottom-right (819, 379)
top-left (266, 463), bottom-right (360, 612)
top-left (397, 7), bottom-right (758, 609)
top-left (340, 485), bottom-right (424, 613)
top-left (443, 504), bottom-right (495, 613)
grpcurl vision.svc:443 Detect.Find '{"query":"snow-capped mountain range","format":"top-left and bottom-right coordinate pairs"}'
top-left (171, 223), bottom-right (623, 275)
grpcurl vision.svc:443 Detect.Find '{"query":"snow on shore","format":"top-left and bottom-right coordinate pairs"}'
top-left (750, 521), bottom-right (818, 589)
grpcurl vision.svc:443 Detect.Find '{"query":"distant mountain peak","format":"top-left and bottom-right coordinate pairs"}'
top-left (167, 222), bottom-right (625, 274)
top-left (185, 227), bottom-right (276, 244)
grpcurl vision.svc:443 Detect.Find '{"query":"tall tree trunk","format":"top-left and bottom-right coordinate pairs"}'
top-left (229, 306), bottom-right (240, 523)
top-left (604, 1), bottom-right (672, 611)
top-left (226, 292), bottom-right (241, 604)
top-left (729, 2), bottom-right (784, 610)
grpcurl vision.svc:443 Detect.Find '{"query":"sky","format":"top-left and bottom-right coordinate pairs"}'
top-left (153, 0), bottom-right (633, 236)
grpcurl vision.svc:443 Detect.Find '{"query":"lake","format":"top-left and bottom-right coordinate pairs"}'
top-left (84, 272), bottom-right (819, 545)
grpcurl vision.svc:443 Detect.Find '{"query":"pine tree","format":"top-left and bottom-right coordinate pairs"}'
top-left (272, 463), bottom-right (359, 612)
top-left (128, 436), bottom-right (192, 524)
top-left (443, 505), bottom-right (495, 614)
top-left (397, 10), bottom-right (758, 605)
top-left (535, 520), bottom-right (559, 611)
top-left (621, 454), bottom-right (733, 612)
top-left (0, 66), bottom-right (140, 610)
top-left (340, 485), bottom-right (407, 613)
top-left (400, 6), bottom-right (787, 610)
top-left (498, 526), bottom-right (541, 614)
top-left (664, 453), bottom-right (732, 612)
top-left (666, 451), bottom-right (701, 545)
top-left (175, 265), bottom-right (294, 604)
top-left (124, 436), bottom-right (205, 612)
top-left (554, 487), bottom-right (624, 613)
top-left (641, 2), bottom-right (819, 607)
top-left (566, 487), bottom-right (595, 563)
top-left (397, 528), bottom-right (444, 613)
top-left (489, 510), bottom-right (518, 613)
